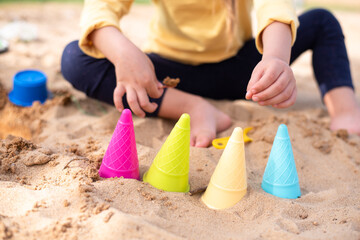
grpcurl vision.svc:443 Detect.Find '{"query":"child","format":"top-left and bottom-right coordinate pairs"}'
top-left (61, 0), bottom-right (360, 147)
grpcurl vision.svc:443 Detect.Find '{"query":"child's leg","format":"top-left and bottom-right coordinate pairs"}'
top-left (290, 9), bottom-right (360, 135)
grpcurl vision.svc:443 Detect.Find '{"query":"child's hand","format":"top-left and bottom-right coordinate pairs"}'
top-left (245, 57), bottom-right (297, 108)
top-left (88, 26), bottom-right (164, 118)
top-left (113, 48), bottom-right (163, 117)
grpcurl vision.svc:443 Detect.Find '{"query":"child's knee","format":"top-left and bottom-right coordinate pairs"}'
top-left (309, 8), bottom-right (332, 17)
top-left (305, 8), bottom-right (343, 40)
top-left (308, 8), bottom-right (339, 26)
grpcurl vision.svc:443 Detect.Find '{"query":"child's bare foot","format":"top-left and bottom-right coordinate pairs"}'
top-left (324, 87), bottom-right (360, 136)
top-left (158, 88), bottom-right (232, 148)
top-left (330, 109), bottom-right (360, 135)
top-left (188, 97), bottom-right (232, 147)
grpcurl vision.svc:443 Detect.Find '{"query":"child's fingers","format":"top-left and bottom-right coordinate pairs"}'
top-left (113, 85), bottom-right (126, 112)
top-left (246, 65), bottom-right (263, 99)
top-left (156, 81), bottom-right (165, 89)
top-left (126, 87), bottom-right (145, 118)
top-left (136, 88), bottom-right (158, 113)
top-left (143, 56), bottom-right (164, 97)
top-left (250, 66), bottom-right (282, 96)
top-left (144, 76), bottom-right (164, 99)
top-left (258, 81), bottom-right (296, 106)
top-left (272, 87), bottom-right (297, 108)
top-left (251, 71), bottom-right (287, 102)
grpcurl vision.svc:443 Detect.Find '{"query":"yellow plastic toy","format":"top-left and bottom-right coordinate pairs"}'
top-left (212, 127), bottom-right (253, 149)
top-left (143, 113), bottom-right (190, 192)
top-left (202, 127), bottom-right (247, 209)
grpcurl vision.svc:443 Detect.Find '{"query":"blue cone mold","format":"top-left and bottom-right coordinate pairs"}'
top-left (262, 124), bottom-right (301, 199)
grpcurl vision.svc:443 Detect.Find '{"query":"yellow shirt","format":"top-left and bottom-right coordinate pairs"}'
top-left (79, 0), bottom-right (299, 65)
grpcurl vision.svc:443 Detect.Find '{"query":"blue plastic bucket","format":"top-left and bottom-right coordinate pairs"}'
top-left (9, 70), bottom-right (49, 107)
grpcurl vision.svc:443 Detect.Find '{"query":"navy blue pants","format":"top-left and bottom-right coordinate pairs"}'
top-left (61, 9), bottom-right (353, 116)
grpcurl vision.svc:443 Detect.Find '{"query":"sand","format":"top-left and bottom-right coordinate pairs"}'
top-left (0, 2), bottom-right (360, 240)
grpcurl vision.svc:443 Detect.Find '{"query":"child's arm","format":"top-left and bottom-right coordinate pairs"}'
top-left (89, 26), bottom-right (164, 117)
top-left (245, 21), bottom-right (296, 108)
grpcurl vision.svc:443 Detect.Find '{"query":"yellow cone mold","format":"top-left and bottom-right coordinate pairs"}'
top-left (202, 127), bottom-right (247, 209)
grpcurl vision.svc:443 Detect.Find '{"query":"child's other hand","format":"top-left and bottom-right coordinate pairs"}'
top-left (113, 47), bottom-right (164, 118)
top-left (245, 57), bottom-right (297, 108)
